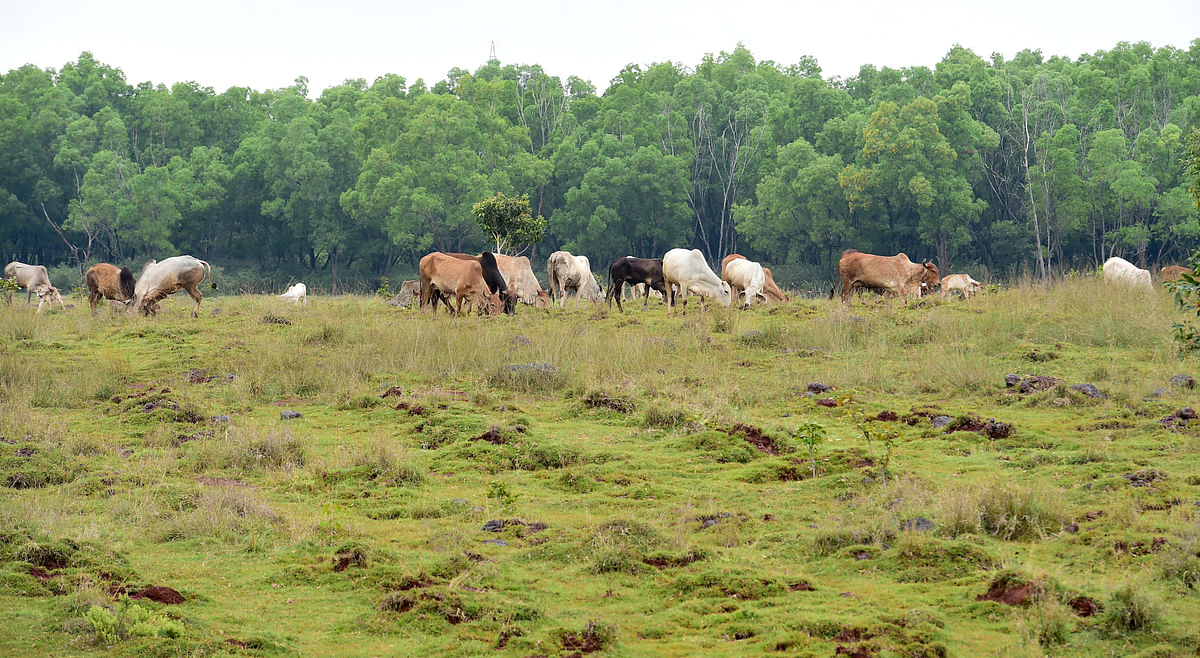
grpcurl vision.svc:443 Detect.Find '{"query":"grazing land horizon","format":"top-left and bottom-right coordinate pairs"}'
top-left (1, 281), bottom-right (1198, 656)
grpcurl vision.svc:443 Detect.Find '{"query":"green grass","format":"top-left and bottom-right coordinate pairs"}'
top-left (1, 280), bottom-right (1199, 655)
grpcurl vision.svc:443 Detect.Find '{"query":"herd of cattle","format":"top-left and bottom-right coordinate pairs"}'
top-left (2, 250), bottom-right (1191, 317)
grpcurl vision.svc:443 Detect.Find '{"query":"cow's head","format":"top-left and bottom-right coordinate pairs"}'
top-left (534, 290), bottom-right (551, 309)
top-left (483, 291), bottom-right (503, 317)
top-left (921, 261), bottom-right (940, 291)
top-left (501, 289), bottom-right (518, 315)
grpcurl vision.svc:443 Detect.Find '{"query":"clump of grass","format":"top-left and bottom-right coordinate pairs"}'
top-left (1157, 523), bottom-right (1200, 590)
top-left (936, 481), bottom-right (1065, 541)
top-left (1102, 584), bottom-right (1160, 634)
top-left (319, 440), bottom-right (423, 487)
top-left (1027, 597), bottom-right (1074, 648)
top-left (486, 362), bottom-right (568, 393)
top-left (181, 426), bottom-right (306, 473)
top-left (156, 486), bottom-right (281, 544)
top-left (581, 389), bottom-right (636, 414)
top-left (587, 520), bottom-right (666, 574)
top-left (643, 406), bottom-right (689, 429)
top-left (559, 619), bottom-right (617, 654)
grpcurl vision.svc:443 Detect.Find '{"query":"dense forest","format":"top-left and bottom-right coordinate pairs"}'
top-left (2, 41), bottom-right (1200, 292)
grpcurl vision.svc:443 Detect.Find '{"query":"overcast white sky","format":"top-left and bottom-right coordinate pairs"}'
top-left (2, 0), bottom-right (1197, 96)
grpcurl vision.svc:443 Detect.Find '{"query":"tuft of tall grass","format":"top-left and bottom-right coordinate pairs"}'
top-left (179, 425), bottom-right (306, 473)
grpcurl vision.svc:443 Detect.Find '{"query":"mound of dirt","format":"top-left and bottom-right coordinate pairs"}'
top-left (470, 426), bottom-right (507, 444)
top-left (976, 579), bottom-right (1035, 606)
top-left (130, 585), bottom-right (185, 604)
top-left (722, 423), bottom-right (779, 455)
top-left (1069, 596), bottom-right (1102, 617)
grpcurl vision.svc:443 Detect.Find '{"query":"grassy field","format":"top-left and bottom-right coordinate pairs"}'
top-left (1, 280), bottom-right (1198, 657)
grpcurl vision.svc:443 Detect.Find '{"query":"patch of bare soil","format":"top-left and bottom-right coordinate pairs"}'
top-left (643, 550), bottom-right (705, 570)
top-left (393, 401), bottom-right (426, 416)
top-left (976, 580), bottom-right (1035, 606)
top-left (944, 414), bottom-right (1013, 439)
top-left (787, 580), bottom-right (816, 592)
top-left (470, 426), bottom-right (507, 444)
top-left (224, 638), bottom-right (248, 649)
top-left (1069, 596), bottom-right (1102, 617)
top-left (29, 566), bottom-right (55, 581)
top-left (130, 585), bottom-right (185, 604)
top-left (379, 386), bottom-right (404, 398)
top-left (872, 410), bottom-right (899, 421)
top-left (1113, 537), bottom-right (1169, 556)
top-left (723, 423), bottom-right (779, 455)
top-left (184, 368), bottom-right (214, 384)
top-left (816, 398), bottom-right (839, 407)
top-left (834, 645), bottom-right (877, 657)
top-left (332, 549), bottom-right (367, 572)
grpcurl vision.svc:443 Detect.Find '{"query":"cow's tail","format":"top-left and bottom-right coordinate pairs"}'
top-left (199, 259), bottom-right (216, 290)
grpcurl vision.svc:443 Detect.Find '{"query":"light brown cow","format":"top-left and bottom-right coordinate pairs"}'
top-left (939, 273), bottom-right (982, 300)
top-left (835, 250), bottom-right (939, 304)
top-left (1161, 265), bottom-right (1190, 282)
top-left (4, 261), bottom-right (65, 313)
top-left (130, 255), bottom-right (213, 317)
top-left (418, 252), bottom-right (502, 316)
top-left (761, 267), bottom-right (789, 303)
top-left (85, 263), bottom-right (136, 313)
top-left (493, 254), bottom-right (551, 309)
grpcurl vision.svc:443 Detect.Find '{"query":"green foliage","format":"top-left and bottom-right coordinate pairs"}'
top-left (85, 598), bottom-right (184, 645)
top-left (471, 192), bottom-right (546, 254)
top-left (1103, 584), bottom-right (1160, 634)
top-left (1166, 247), bottom-right (1200, 352)
top-left (793, 421), bottom-right (826, 478)
top-left (486, 479), bottom-right (518, 515)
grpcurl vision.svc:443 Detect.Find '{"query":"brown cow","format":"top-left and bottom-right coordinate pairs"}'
top-left (418, 252), bottom-right (502, 316)
top-left (835, 250), bottom-right (938, 304)
top-left (4, 261), bottom-right (65, 313)
top-left (761, 267), bottom-right (789, 303)
top-left (1161, 265), bottom-right (1190, 282)
top-left (85, 263), bottom-right (136, 313)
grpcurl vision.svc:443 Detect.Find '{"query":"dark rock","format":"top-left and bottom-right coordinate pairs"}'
top-left (280, 410), bottom-right (302, 420)
top-left (211, 415), bottom-right (231, 423)
top-left (1170, 374), bottom-right (1196, 389)
top-left (482, 539), bottom-right (507, 547)
top-left (1004, 374), bottom-right (1022, 387)
top-left (1018, 375), bottom-right (1062, 394)
top-left (482, 520), bottom-right (505, 532)
top-left (1147, 387), bottom-right (1168, 398)
top-left (15, 447), bottom-right (38, 457)
top-left (930, 415), bottom-right (954, 428)
top-left (1180, 407), bottom-right (1198, 420)
top-left (901, 517), bottom-right (935, 532)
top-left (1063, 523), bottom-right (1080, 533)
top-left (1071, 383), bottom-right (1108, 399)
top-left (701, 519), bottom-right (717, 529)
top-left (852, 551), bottom-right (871, 560)
top-left (807, 382), bottom-right (831, 394)
top-left (512, 335), bottom-right (533, 347)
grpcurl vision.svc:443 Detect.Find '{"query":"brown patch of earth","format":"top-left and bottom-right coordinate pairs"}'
top-left (872, 410), bottom-right (899, 421)
top-left (29, 566), bottom-right (55, 581)
top-left (130, 585), bottom-right (185, 604)
top-left (835, 646), bottom-right (876, 657)
top-left (1069, 596), bottom-right (1102, 617)
top-left (394, 401), bottom-right (426, 416)
top-left (816, 398), bottom-right (839, 407)
top-left (787, 580), bottom-right (816, 592)
top-left (470, 426), bottom-right (507, 444)
top-left (224, 638), bottom-right (248, 649)
top-left (379, 386), bottom-right (404, 398)
top-left (723, 423), bottom-right (778, 455)
top-left (976, 580), bottom-right (1035, 605)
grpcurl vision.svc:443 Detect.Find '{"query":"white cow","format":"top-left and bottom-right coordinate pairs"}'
top-left (722, 257), bottom-right (767, 308)
top-left (939, 274), bottom-right (983, 300)
top-left (278, 282), bottom-right (307, 304)
top-left (662, 248), bottom-right (732, 316)
top-left (4, 261), bottom-right (65, 313)
top-left (1102, 257), bottom-right (1152, 291)
top-left (130, 255), bottom-right (213, 317)
top-left (547, 251), bottom-right (603, 307)
top-left (493, 254), bottom-right (550, 308)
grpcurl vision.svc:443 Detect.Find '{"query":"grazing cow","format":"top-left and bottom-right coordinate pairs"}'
top-left (835, 250), bottom-right (939, 304)
top-left (4, 261), bottom-right (65, 313)
top-left (130, 255), bottom-right (213, 317)
top-left (445, 252), bottom-right (516, 314)
top-left (940, 274), bottom-right (983, 300)
top-left (493, 254), bottom-right (551, 309)
top-left (278, 283), bottom-right (307, 304)
top-left (1161, 265), bottom-right (1190, 283)
top-left (662, 248), bottom-right (732, 316)
top-left (761, 267), bottom-right (789, 303)
top-left (547, 251), bottom-right (604, 307)
top-left (606, 256), bottom-right (668, 312)
top-left (721, 254), bottom-right (767, 308)
top-left (418, 252), bottom-right (502, 316)
top-left (85, 263), bottom-right (136, 313)
top-left (1102, 257), bottom-right (1152, 290)
top-left (386, 280), bottom-right (423, 308)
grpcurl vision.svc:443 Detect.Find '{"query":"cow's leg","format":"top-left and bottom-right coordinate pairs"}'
top-left (455, 292), bottom-right (466, 316)
top-left (89, 292), bottom-right (100, 314)
top-left (185, 284), bottom-right (203, 317)
top-left (641, 284), bottom-right (651, 310)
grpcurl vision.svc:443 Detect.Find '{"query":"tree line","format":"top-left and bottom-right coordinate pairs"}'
top-left (2, 41), bottom-right (1199, 292)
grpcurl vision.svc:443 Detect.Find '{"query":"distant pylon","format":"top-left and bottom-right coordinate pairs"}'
top-left (489, 41), bottom-right (498, 63)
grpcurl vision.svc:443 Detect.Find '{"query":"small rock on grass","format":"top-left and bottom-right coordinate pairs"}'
top-left (281, 410), bottom-right (302, 420)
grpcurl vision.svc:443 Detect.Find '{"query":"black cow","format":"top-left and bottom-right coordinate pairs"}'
top-left (606, 256), bottom-right (668, 312)
top-left (446, 252), bottom-right (516, 314)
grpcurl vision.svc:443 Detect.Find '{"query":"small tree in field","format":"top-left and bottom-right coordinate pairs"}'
top-left (472, 192), bottom-right (546, 255)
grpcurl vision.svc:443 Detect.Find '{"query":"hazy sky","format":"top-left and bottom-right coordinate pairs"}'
top-left (2, 0), bottom-right (1197, 96)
